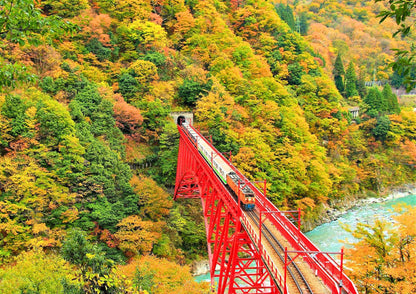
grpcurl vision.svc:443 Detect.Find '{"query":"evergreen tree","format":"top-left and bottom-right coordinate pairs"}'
top-left (275, 4), bottom-right (285, 24)
top-left (275, 3), bottom-right (296, 31)
top-left (299, 13), bottom-right (309, 35)
top-left (382, 84), bottom-right (400, 114)
top-left (379, 87), bottom-right (389, 113)
top-left (334, 76), bottom-right (344, 95)
top-left (364, 87), bottom-right (383, 115)
top-left (285, 4), bottom-right (296, 31)
top-left (333, 53), bottom-right (345, 95)
top-left (356, 69), bottom-right (367, 98)
top-left (345, 61), bottom-right (359, 98)
top-left (287, 62), bottom-right (304, 85)
top-left (372, 115), bottom-right (391, 141)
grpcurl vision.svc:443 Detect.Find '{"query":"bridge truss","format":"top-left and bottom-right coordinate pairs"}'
top-left (174, 123), bottom-right (358, 294)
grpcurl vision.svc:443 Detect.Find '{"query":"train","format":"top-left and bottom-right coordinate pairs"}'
top-left (181, 121), bottom-right (255, 211)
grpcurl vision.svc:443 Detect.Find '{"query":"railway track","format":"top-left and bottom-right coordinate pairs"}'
top-left (178, 122), bottom-right (355, 294)
top-left (246, 211), bottom-right (314, 294)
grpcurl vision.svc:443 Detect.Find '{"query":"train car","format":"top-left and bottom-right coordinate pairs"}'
top-left (226, 172), bottom-right (255, 211)
top-left (197, 135), bottom-right (232, 184)
top-left (181, 122), bottom-right (255, 211)
top-left (182, 121), bottom-right (199, 145)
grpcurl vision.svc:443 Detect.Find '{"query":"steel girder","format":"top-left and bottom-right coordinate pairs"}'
top-left (174, 127), bottom-right (277, 293)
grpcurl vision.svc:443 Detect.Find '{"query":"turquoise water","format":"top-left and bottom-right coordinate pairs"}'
top-left (195, 193), bottom-right (416, 283)
top-left (194, 273), bottom-right (211, 283)
top-left (305, 193), bottom-right (416, 252)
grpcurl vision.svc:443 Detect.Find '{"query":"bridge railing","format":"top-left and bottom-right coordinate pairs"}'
top-left (240, 211), bottom-right (286, 291)
top-left (181, 123), bottom-right (357, 294)
top-left (234, 171), bottom-right (358, 294)
top-left (178, 124), bottom-right (241, 217)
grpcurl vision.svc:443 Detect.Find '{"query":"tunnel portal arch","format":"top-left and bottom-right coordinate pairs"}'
top-left (171, 112), bottom-right (193, 125)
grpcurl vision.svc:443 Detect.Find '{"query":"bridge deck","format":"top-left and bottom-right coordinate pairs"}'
top-left (175, 122), bottom-right (358, 294)
top-left (242, 209), bottom-right (330, 294)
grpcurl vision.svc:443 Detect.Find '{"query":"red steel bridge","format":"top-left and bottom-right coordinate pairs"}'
top-left (174, 121), bottom-right (358, 294)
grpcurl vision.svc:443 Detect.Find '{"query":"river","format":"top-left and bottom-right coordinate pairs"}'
top-left (305, 193), bottom-right (416, 252)
top-left (195, 192), bottom-right (416, 283)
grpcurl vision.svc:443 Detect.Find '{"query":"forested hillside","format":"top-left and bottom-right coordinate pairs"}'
top-left (0, 0), bottom-right (416, 292)
top-left (290, 0), bottom-right (415, 86)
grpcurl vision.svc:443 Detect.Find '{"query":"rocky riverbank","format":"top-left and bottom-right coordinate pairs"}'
top-left (191, 184), bottom-right (416, 275)
top-left (191, 260), bottom-right (210, 277)
top-left (306, 183), bottom-right (416, 231)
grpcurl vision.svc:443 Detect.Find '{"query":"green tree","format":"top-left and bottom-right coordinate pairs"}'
top-left (391, 70), bottom-right (406, 88)
top-left (118, 72), bottom-right (139, 101)
top-left (135, 98), bottom-right (171, 142)
top-left (356, 69), bottom-right (368, 98)
top-left (1, 95), bottom-right (29, 138)
top-left (299, 13), bottom-right (309, 35)
top-left (373, 115), bottom-right (391, 141)
top-left (62, 229), bottom-right (112, 274)
top-left (287, 62), bottom-right (304, 85)
top-left (85, 38), bottom-right (112, 62)
top-left (0, 0), bottom-right (47, 44)
top-left (36, 97), bottom-right (76, 146)
top-left (0, 60), bottom-right (35, 91)
top-left (168, 205), bottom-right (206, 256)
top-left (62, 229), bottom-right (116, 293)
top-left (0, 250), bottom-right (82, 294)
top-left (275, 4), bottom-right (296, 31)
top-left (155, 122), bottom-right (180, 186)
top-left (43, 0), bottom-right (89, 18)
top-left (382, 83), bottom-right (400, 114)
top-left (376, 0), bottom-right (416, 91)
top-left (142, 51), bottom-right (167, 67)
top-left (82, 139), bottom-right (138, 226)
top-left (178, 78), bottom-right (212, 107)
top-left (72, 84), bottom-right (102, 117)
top-left (333, 53), bottom-right (345, 95)
top-left (345, 61), bottom-right (359, 98)
top-left (364, 87), bottom-right (384, 114)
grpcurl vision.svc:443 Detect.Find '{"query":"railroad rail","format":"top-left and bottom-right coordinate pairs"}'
top-left (175, 121), bottom-right (358, 294)
top-left (246, 210), bottom-right (314, 294)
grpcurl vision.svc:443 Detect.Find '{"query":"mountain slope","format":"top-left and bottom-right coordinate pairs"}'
top-left (0, 0), bottom-right (416, 291)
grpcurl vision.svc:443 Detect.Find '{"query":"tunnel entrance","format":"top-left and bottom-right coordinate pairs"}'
top-left (177, 115), bottom-right (186, 125)
top-left (171, 112), bottom-right (193, 126)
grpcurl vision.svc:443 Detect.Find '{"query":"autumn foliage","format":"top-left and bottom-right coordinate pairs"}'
top-left (113, 93), bottom-right (143, 136)
top-left (0, 0), bottom-right (416, 292)
top-left (346, 206), bottom-right (416, 293)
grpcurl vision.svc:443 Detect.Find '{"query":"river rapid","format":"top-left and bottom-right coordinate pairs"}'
top-left (195, 191), bottom-right (416, 283)
top-left (305, 192), bottom-right (416, 252)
